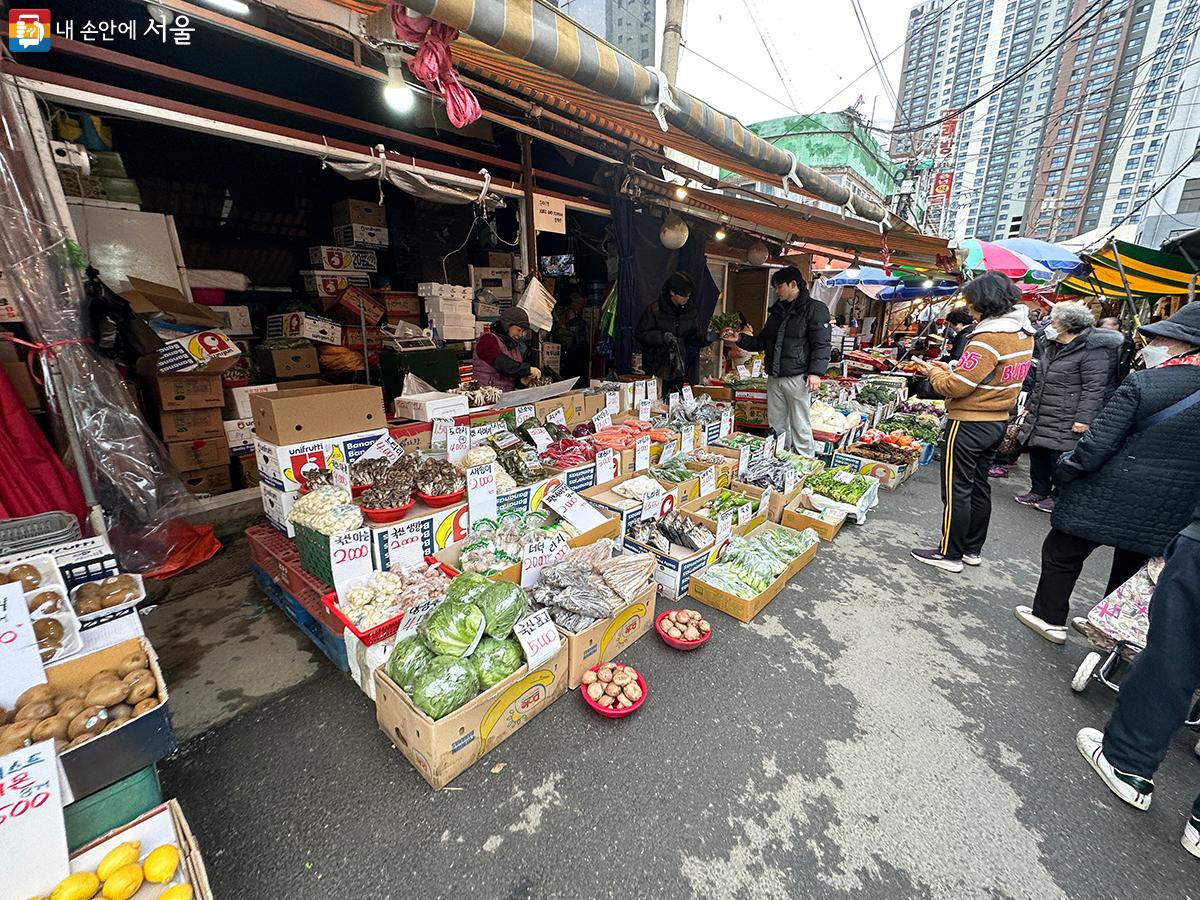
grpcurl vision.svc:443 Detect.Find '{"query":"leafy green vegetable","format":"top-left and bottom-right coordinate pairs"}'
top-left (445, 572), bottom-right (492, 607)
top-left (469, 636), bottom-right (525, 688)
top-left (710, 312), bottom-right (742, 333)
top-left (384, 636), bottom-right (435, 694)
top-left (411, 655), bottom-right (480, 719)
top-left (855, 383), bottom-right (898, 406)
top-left (806, 466), bottom-right (871, 504)
top-left (878, 417), bottom-right (941, 443)
top-left (477, 581), bottom-right (530, 639)
top-left (419, 601), bottom-right (485, 657)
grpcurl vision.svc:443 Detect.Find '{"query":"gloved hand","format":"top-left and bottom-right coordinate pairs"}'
top-left (529, 367), bottom-right (542, 379)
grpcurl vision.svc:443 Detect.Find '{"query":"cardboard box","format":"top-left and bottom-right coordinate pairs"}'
top-left (831, 450), bottom-right (909, 491)
top-left (374, 642), bottom-right (568, 789)
top-left (255, 428), bottom-right (388, 491)
top-left (680, 484), bottom-right (767, 535)
top-left (688, 522), bottom-right (819, 622)
top-left (260, 481), bottom-right (299, 536)
top-left (222, 384), bottom-right (276, 418)
top-left (308, 245), bottom-right (378, 272)
top-left (2, 359), bottom-right (41, 409)
top-left (544, 462), bottom-right (597, 494)
top-left (469, 265), bottom-right (513, 298)
top-left (166, 435), bottom-right (229, 470)
top-left (780, 495), bottom-right (846, 541)
top-left (180, 464), bottom-right (233, 496)
top-left (581, 473), bottom-right (680, 536)
top-left (146, 371), bottom-right (225, 411)
top-left (209, 305), bottom-right (253, 335)
top-left (122, 277), bottom-right (223, 330)
top-left (333, 222), bottom-right (389, 249)
top-left (388, 421), bottom-right (434, 454)
top-left (322, 285), bottom-right (386, 326)
top-left (156, 407), bottom-right (224, 442)
top-left (734, 389), bottom-right (769, 428)
top-left (257, 344), bottom-right (320, 378)
top-left (49, 637), bottom-right (175, 799)
top-left (624, 527), bottom-right (716, 601)
top-left (250, 383), bottom-right (386, 445)
top-left (300, 270), bottom-right (372, 300)
top-left (733, 479), bottom-right (804, 523)
top-left (224, 418), bottom-right (257, 454)
top-left (692, 385), bottom-right (734, 402)
top-left (266, 311), bottom-right (343, 344)
top-left (377, 290), bottom-right (420, 319)
top-left (235, 453), bottom-right (259, 489)
top-left (341, 325), bottom-right (388, 351)
top-left (393, 391), bottom-right (469, 423)
top-left (559, 583), bottom-right (656, 689)
top-left (332, 198), bottom-right (386, 228)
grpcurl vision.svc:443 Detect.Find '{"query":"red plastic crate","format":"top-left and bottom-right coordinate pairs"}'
top-left (284, 560), bottom-right (344, 636)
top-left (320, 557), bottom-right (459, 646)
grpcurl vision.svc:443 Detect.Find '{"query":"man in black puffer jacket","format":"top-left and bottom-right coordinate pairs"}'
top-left (636, 271), bottom-right (715, 397)
top-left (722, 267), bottom-right (831, 455)
top-left (1014, 303), bottom-right (1200, 644)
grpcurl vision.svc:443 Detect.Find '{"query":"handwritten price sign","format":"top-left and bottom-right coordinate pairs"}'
top-left (594, 447), bottom-right (616, 484)
top-left (737, 503), bottom-right (752, 527)
top-left (446, 425), bottom-right (471, 463)
top-left (362, 434), bottom-right (405, 464)
top-left (395, 595), bottom-right (446, 640)
top-left (545, 407), bottom-right (566, 427)
top-left (647, 379), bottom-right (658, 402)
top-left (330, 459), bottom-right (351, 490)
top-left (386, 522), bottom-right (425, 570)
top-left (515, 404), bottom-right (536, 425)
top-left (520, 534), bottom-right (568, 588)
top-left (638, 399), bottom-right (652, 422)
top-left (738, 445), bottom-right (752, 477)
top-left (634, 436), bottom-right (651, 471)
top-left (659, 439), bottom-right (679, 466)
top-left (544, 482), bottom-right (607, 531)
top-left (528, 427), bottom-right (552, 453)
top-left (0, 740), bottom-right (69, 899)
top-left (514, 609), bottom-right (561, 669)
top-left (329, 528), bottom-right (373, 595)
top-left (699, 466), bottom-right (717, 497)
top-left (720, 409), bottom-right (733, 437)
top-left (640, 485), bottom-right (665, 521)
top-left (467, 462), bottom-right (498, 524)
top-left (682, 385), bottom-right (695, 404)
top-left (0, 583), bottom-right (44, 711)
top-left (633, 381), bottom-right (646, 404)
top-left (431, 416), bottom-right (454, 449)
top-left (751, 359), bottom-right (763, 377)
top-left (735, 364), bottom-right (750, 380)
top-left (681, 425), bottom-right (695, 455)
top-left (592, 410), bottom-right (612, 432)
top-left (605, 390), bottom-right (620, 415)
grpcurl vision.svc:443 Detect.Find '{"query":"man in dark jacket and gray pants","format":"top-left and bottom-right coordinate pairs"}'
top-left (722, 267), bottom-right (831, 455)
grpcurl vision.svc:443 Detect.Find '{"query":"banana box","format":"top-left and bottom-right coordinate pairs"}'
top-left (254, 429), bottom-right (388, 492)
top-left (559, 582), bottom-right (656, 688)
top-left (374, 642), bottom-right (568, 789)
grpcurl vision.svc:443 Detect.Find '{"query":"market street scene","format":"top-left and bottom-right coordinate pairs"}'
top-left (1, 0), bottom-right (1200, 898)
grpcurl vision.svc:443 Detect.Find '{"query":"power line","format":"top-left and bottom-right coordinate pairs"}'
top-left (1096, 148), bottom-right (1200, 243)
top-left (678, 41), bottom-right (802, 115)
top-left (741, 0), bottom-right (802, 112)
top-left (849, 0), bottom-right (899, 111)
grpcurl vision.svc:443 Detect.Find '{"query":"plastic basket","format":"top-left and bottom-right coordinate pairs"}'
top-left (294, 523), bottom-right (334, 584)
top-left (0, 511), bottom-right (81, 555)
top-left (321, 557), bottom-right (459, 646)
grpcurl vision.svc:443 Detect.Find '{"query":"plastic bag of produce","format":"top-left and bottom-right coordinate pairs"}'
top-left (444, 572), bottom-right (492, 607)
top-left (469, 636), bottom-right (525, 688)
top-left (419, 601), bottom-right (485, 657)
top-left (384, 636), bottom-right (435, 694)
top-left (477, 580), bottom-right (530, 639)
top-left (411, 655), bottom-right (480, 719)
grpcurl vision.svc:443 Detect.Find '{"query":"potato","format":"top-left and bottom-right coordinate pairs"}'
top-left (7, 563), bottom-right (41, 590)
top-left (15, 684), bottom-right (53, 710)
top-left (698, 620), bottom-right (710, 634)
top-left (586, 683), bottom-right (604, 701)
top-left (596, 668), bottom-right (613, 684)
top-left (597, 695), bottom-right (615, 708)
top-left (86, 681), bottom-right (128, 708)
top-left (122, 668), bottom-right (154, 689)
top-left (611, 671), bottom-right (632, 687)
top-left (131, 698), bottom-right (159, 717)
top-left (604, 682), bottom-right (621, 698)
top-left (31, 716), bottom-right (69, 742)
top-left (684, 626), bottom-right (700, 641)
top-left (117, 651), bottom-right (149, 678)
top-left (14, 701), bottom-right (55, 722)
top-left (581, 670), bottom-right (598, 686)
top-left (125, 679), bottom-right (156, 705)
top-left (67, 706), bottom-right (109, 740)
top-left (4, 720), bottom-right (37, 743)
top-left (623, 682), bottom-right (643, 702)
top-left (616, 695), bottom-right (632, 709)
top-left (622, 667), bottom-right (639, 682)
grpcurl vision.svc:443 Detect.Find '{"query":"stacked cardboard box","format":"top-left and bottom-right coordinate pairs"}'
top-left (332, 199), bottom-right (388, 250)
top-left (418, 283), bottom-right (476, 341)
top-left (148, 370), bottom-right (233, 496)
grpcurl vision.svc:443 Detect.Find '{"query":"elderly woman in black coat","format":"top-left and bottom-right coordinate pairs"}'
top-left (1014, 303), bottom-right (1200, 644)
top-left (1016, 301), bottom-right (1110, 513)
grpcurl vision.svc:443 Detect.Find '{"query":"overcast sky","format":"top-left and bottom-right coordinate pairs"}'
top-left (675, 0), bottom-right (913, 130)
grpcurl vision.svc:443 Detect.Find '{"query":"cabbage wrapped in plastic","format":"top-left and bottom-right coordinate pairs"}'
top-left (419, 601), bottom-right (485, 657)
top-left (468, 636), bottom-right (524, 688)
top-left (477, 580), bottom-right (530, 639)
top-left (444, 572), bottom-right (492, 606)
top-left (384, 636), bottom-right (435, 694)
top-left (411, 655), bottom-right (480, 719)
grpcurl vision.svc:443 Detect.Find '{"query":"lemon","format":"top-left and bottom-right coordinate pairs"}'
top-left (158, 886), bottom-right (194, 900)
top-left (142, 843), bottom-right (180, 883)
top-left (100, 863), bottom-right (143, 900)
top-left (49, 872), bottom-right (99, 900)
top-left (96, 841), bottom-right (140, 881)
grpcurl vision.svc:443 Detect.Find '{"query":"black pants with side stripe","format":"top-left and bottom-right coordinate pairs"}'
top-left (939, 419), bottom-right (1007, 560)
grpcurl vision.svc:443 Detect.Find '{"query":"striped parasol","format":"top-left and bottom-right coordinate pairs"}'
top-left (959, 238), bottom-right (1053, 284)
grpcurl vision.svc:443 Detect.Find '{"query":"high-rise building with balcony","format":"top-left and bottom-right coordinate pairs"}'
top-left (554, 0), bottom-right (662, 65)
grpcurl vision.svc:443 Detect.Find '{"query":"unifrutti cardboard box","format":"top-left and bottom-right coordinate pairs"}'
top-left (254, 428), bottom-right (389, 491)
top-left (623, 524), bottom-right (716, 601)
top-left (224, 418), bottom-right (257, 455)
top-left (308, 245), bottom-right (378, 272)
top-left (155, 407), bottom-right (224, 442)
top-left (322, 284), bottom-right (386, 326)
top-left (688, 522), bottom-right (819, 623)
top-left (559, 583), bottom-right (656, 689)
top-left (332, 198), bottom-right (386, 227)
top-left (250, 383), bottom-right (387, 445)
top-left (256, 344), bottom-right (320, 379)
top-left (374, 642), bottom-right (568, 789)
top-left (266, 311), bottom-right (343, 344)
top-left (299, 270), bottom-right (372, 300)
top-left (780, 495), bottom-right (846, 541)
top-left (830, 450), bottom-right (909, 492)
top-left (223, 383), bottom-right (278, 418)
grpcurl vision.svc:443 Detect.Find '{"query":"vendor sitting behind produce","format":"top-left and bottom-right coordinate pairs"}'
top-left (472, 307), bottom-right (540, 391)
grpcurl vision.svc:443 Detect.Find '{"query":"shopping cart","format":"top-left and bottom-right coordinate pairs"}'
top-left (1070, 557), bottom-right (1200, 756)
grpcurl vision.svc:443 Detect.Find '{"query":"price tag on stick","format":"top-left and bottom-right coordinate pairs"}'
top-left (395, 594), bottom-right (447, 640)
top-left (546, 407), bottom-right (567, 427)
top-left (594, 447), bottom-right (615, 484)
top-left (520, 534), bottom-right (568, 588)
top-left (528, 427), bottom-right (552, 453)
top-left (647, 380), bottom-right (659, 402)
top-left (721, 409), bottom-right (733, 437)
top-left (638, 399), bottom-right (652, 422)
top-left (640, 485), bottom-right (665, 521)
top-left (514, 609), bottom-right (562, 669)
top-left (751, 359), bottom-right (763, 377)
top-left (738, 445), bottom-right (752, 477)
top-left (699, 466), bottom-right (717, 496)
top-left (682, 385), bottom-right (695, 404)
top-left (329, 528), bottom-right (373, 595)
top-left (735, 364), bottom-right (750, 380)
top-left (515, 404), bottom-right (536, 425)
top-left (544, 482), bottom-right (607, 531)
top-left (635, 436), bottom-right (651, 471)
top-left (432, 417), bottom-right (453, 449)
top-left (447, 425), bottom-right (471, 463)
top-left (764, 434), bottom-right (776, 458)
top-left (467, 462), bottom-right (498, 524)
top-left (760, 487), bottom-right (774, 519)
top-left (681, 425), bottom-right (695, 455)
top-left (330, 459), bottom-right (351, 491)
top-left (715, 510), bottom-right (734, 544)
top-left (592, 410), bottom-right (612, 432)
top-left (386, 521), bottom-right (426, 570)
top-left (737, 503), bottom-right (752, 527)
top-left (784, 467), bottom-right (798, 495)
top-left (633, 381), bottom-right (646, 404)
top-left (362, 434), bottom-right (405, 463)
top-left (660, 439), bottom-right (679, 466)
top-left (605, 390), bottom-right (620, 414)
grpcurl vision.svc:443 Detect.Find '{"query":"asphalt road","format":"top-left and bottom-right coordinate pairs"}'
top-left (160, 470), bottom-right (1200, 898)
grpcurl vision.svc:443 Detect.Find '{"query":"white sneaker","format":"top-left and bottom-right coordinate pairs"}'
top-left (1076, 727), bottom-right (1153, 811)
top-left (1184, 817), bottom-right (1200, 860)
top-left (1014, 605), bottom-right (1067, 644)
top-left (963, 553), bottom-right (982, 567)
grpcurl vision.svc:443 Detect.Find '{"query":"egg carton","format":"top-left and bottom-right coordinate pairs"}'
top-left (69, 573), bottom-right (147, 624)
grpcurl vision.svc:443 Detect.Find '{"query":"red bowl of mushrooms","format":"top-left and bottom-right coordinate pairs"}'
top-left (579, 662), bottom-right (646, 718)
top-left (655, 609), bottom-right (711, 650)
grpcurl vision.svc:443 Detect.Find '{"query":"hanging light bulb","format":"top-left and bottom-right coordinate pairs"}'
top-left (200, 0), bottom-right (250, 14)
top-left (714, 227), bottom-right (727, 241)
top-left (922, 279), bottom-right (934, 289)
top-left (382, 49), bottom-right (414, 112)
top-left (747, 242), bottom-right (769, 266)
top-left (674, 184), bottom-right (689, 200)
top-left (660, 214), bottom-right (690, 250)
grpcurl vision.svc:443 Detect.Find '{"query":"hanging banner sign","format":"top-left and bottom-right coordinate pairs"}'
top-left (930, 170), bottom-right (955, 205)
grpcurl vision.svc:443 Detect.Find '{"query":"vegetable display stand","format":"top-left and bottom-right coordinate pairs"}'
top-left (830, 450), bottom-right (909, 492)
top-left (688, 522), bottom-right (819, 623)
top-left (373, 642), bottom-right (569, 789)
top-left (780, 496), bottom-right (846, 541)
top-left (294, 523), bottom-right (335, 584)
top-left (557, 582), bottom-right (656, 688)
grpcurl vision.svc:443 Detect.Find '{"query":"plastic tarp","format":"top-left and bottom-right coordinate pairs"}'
top-left (0, 78), bottom-right (218, 574)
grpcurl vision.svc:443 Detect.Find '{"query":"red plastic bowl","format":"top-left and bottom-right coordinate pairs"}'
top-left (579, 665), bottom-right (647, 718)
top-left (361, 498), bottom-right (416, 524)
top-left (416, 487), bottom-right (466, 508)
top-left (655, 610), bottom-right (712, 650)
top-left (352, 482), bottom-right (372, 498)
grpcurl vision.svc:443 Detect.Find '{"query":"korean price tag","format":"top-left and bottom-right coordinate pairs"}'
top-left (764, 434), bottom-right (777, 458)
top-left (699, 466), bottom-right (717, 496)
top-left (431, 417), bottom-right (453, 449)
top-left (467, 462), bottom-right (498, 524)
top-left (715, 510), bottom-right (734, 544)
top-left (834, 469), bottom-right (855, 484)
top-left (784, 467), bottom-right (798, 494)
top-left (520, 534), bottom-right (568, 588)
top-left (0, 740), bottom-right (70, 899)
top-left (395, 594), bottom-right (446, 640)
top-left (0, 583), bottom-right (44, 711)
top-left (386, 521), bottom-right (426, 570)
top-left (634, 436), bottom-right (651, 471)
top-left (640, 485), bottom-right (665, 521)
top-left (329, 528), bottom-right (372, 595)
top-left (659, 439), bottom-right (679, 466)
top-left (681, 425), bottom-right (695, 454)
top-left (735, 364), bottom-right (750, 380)
top-left (760, 487), bottom-right (774, 518)
top-left (544, 482), bottom-right (607, 531)
top-left (682, 385), bottom-right (695, 404)
top-left (605, 390), bottom-right (620, 414)
top-left (647, 379), bottom-right (659, 402)
top-left (720, 409), bottom-right (734, 437)
top-left (592, 409), bottom-right (612, 432)
top-left (738, 445), bottom-right (752, 477)
top-left (751, 358), bottom-right (763, 377)
top-left (362, 434), bottom-right (405, 464)
top-left (594, 447), bottom-right (616, 484)
top-left (515, 404), bottom-right (536, 425)
top-left (638, 399), bottom-right (652, 422)
top-left (514, 609), bottom-right (561, 669)
top-left (633, 380), bottom-right (646, 404)
top-left (737, 503), bottom-right (752, 527)
top-left (330, 459), bottom-right (351, 491)
top-left (528, 427), bottom-right (552, 453)
top-left (668, 392), bottom-right (681, 414)
top-left (546, 407), bottom-right (567, 427)
top-left (446, 425), bottom-right (471, 464)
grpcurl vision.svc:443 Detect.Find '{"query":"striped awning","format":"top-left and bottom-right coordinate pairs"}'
top-left (1060, 240), bottom-right (1198, 298)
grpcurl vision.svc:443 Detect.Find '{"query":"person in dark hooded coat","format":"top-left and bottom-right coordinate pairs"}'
top-left (636, 271), bottom-right (715, 396)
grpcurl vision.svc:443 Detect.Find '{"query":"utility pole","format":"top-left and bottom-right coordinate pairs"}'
top-left (661, 0), bottom-right (685, 82)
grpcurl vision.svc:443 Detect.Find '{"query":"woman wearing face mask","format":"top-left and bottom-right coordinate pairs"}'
top-left (1014, 303), bottom-right (1200, 644)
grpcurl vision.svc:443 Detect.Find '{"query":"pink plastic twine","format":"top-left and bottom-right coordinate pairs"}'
top-left (392, 5), bottom-right (482, 128)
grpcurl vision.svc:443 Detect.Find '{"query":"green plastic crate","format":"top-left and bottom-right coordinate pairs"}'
top-left (64, 766), bottom-right (162, 850)
top-left (295, 523), bottom-right (334, 584)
